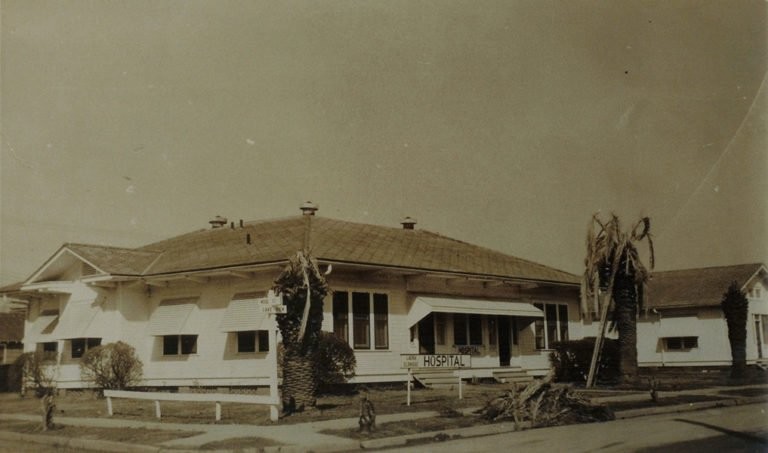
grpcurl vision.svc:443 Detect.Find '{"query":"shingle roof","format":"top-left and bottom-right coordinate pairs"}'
top-left (26, 215), bottom-right (579, 285)
top-left (135, 216), bottom-right (578, 284)
top-left (66, 243), bottom-right (161, 275)
top-left (0, 312), bottom-right (24, 342)
top-left (647, 263), bottom-right (766, 309)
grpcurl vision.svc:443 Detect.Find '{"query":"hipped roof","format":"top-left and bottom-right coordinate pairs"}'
top-left (19, 215), bottom-right (579, 285)
top-left (647, 263), bottom-right (766, 310)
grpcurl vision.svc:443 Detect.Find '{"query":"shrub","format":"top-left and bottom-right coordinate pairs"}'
top-left (13, 352), bottom-right (57, 398)
top-left (550, 338), bottom-right (620, 384)
top-left (313, 331), bottom-right (356, 385)
top-left (79, 341), bottom-right (143, 390)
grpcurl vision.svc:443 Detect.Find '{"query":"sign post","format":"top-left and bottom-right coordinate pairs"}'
top-left (400, 354), bottom-right (471, 406)
top-left (261, 290), bottom-right (284, 422)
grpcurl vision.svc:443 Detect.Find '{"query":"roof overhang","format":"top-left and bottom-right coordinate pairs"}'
top-left (407, 296), bottom-right (544, 327)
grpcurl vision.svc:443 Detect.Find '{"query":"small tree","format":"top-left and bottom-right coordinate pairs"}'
top-left (721, 281), bottom-right (749, 379)
top-left (79, 341), bottom-right (143, 391)
top-left (314, 331), bottom-right (356, 386)
top-left (14, 352), bottom-right (58, 431)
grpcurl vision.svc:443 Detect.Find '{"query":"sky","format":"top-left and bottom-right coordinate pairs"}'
top-left (1, 0), bottom-right (766, 286)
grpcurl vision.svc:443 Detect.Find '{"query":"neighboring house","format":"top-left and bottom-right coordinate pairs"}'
top-left (4, 205), bottom-right (583, 389)
top-left (637, 263), bottom-right (768, 367)
top-left (0, 283), bottom-right (25, 366)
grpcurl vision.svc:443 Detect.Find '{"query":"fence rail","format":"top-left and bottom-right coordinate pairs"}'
top-left (103, 389), bottom-right (279, 422)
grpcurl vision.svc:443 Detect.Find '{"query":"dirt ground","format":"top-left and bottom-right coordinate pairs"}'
top-left (0, 382), bottom-right (513, 426)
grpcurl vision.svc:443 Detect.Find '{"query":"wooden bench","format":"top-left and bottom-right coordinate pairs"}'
top-left (103, 389), bottom-right (279, 422)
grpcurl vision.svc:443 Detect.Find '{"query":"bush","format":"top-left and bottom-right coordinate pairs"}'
top-left (79, 341), bottom-right (143, 390)
top-left (313, 331), bottom-right (356, 385)
top-left (13, 352), bottom-right (57, 397)
top-left (550, 338), bottom-right (620, 384)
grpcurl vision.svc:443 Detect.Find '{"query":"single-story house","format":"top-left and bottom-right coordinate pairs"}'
top-left (4, 204), bottom-right (584, 389)
top-left (636, 263), bottom-right (768, 367)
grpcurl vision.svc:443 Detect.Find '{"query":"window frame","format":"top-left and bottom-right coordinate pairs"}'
top-left (162, 334), bottom-right (198, 356)
top-left (453, 313), bottom-right (484, 346)
top-left (70, 337), bottom-right (102, 359)
top-left (533, 302), bottom-right (569, 350)
top-left (235, 330), bottom-right (269, 354)
top-left (664, 336), bottom-right (698, 351)
top-left (332, 290), bottom-right (390, 351)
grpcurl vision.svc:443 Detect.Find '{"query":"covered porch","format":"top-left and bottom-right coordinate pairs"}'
top-left (407, 296), bottom-right (545, 381)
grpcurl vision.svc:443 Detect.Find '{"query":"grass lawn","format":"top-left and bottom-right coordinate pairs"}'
top-left (322, 412), bottom-right (484, 440)
top-left (0, 382), bottom-right (511, 426)
top-left (199, 436), bottom-right (284, 450)
top-left (0, 419), bottom-right (201, 445)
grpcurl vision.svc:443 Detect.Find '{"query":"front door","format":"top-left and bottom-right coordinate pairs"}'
top-left (498, 316), bottom-right (511, 366)
top-left (418, 314), bottom-right (435, 354)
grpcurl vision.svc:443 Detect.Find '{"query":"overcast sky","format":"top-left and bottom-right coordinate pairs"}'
top-left (1, 1), bottom-right (766, 286)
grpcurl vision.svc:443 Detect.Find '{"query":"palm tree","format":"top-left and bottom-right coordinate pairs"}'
top-left (721, 281), bottom-right (749, 379)
top-left (273, 251), bottom-right (328, 413)
top-left (582, 214), bottom-right (654, 386)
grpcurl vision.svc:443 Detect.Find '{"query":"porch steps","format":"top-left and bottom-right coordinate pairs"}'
top-left (411, 369), bottom-right (461, 389)
top-left (492, 368), bottom-right (534, 385)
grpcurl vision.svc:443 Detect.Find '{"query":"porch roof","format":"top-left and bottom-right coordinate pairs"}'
top-left (407, 296), bottom-right (544, 326)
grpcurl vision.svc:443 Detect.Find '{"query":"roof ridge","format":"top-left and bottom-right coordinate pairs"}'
top-left (653, 263), bottom-right (764, 275)
top-left (66, 242), bottom-right (151, 252)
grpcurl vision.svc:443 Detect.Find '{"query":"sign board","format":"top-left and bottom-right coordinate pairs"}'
top-left (401, 354), bottom-right (471, 369)
top-left (258, 305), bottom-right (287, 314)
top-left (254, 291), bottom-right (283, 307)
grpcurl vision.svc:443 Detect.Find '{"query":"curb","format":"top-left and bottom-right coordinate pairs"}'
top-left (613, 395), bottom-right (768, 420)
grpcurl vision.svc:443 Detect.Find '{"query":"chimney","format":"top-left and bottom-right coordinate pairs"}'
top-left (400, 216), bottom-right (417, 230)
top-left (209, 215), bottom-right (228, 229)
top-left (300, 201), bottom-right (318, 216)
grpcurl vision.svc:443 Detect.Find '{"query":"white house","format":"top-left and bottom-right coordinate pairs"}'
top-left (6, 205), bottom-right (583, 389)
top-left (637, 263), bottom-right (768, 367)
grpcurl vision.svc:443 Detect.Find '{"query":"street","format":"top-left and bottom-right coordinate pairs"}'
top-left (390, 403), bottom-right (768, 453)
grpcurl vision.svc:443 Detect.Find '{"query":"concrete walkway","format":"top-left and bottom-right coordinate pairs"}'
top-left (0, 383), bottom-right (765, 452)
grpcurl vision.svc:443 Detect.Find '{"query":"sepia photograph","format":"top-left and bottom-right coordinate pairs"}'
top-left (0, 1), bottom-right (766, 451)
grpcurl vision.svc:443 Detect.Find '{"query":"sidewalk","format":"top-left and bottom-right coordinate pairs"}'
top-left (0, 384), bottom-right (766, 452)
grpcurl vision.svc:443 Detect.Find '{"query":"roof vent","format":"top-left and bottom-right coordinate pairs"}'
top-left (300, 201), bottom-right (318, 216)
top-left (209, 215), bottom-right (228, 229)
top-left (400, 216), bottom-right (417, 230)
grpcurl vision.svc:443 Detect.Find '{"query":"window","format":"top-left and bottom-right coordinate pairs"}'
top-left (453, 314), bottom-right (467, 345)
top-left (435, 313), bottom-right (446, 345)
top-left (373, 294), bottom-right (388, 349)
top-left (71, 338), bottom-right (101, 359)
top-left (352, 292), bottom-right (370, 349)
top-left (533, 303), bottom-right (569, 350)
top-left (333, 292), bottom-right (349, 342)
top-left (664, 337), bottom-right (698, 350)
top-left (38, 342), bottom-right (58, 361)
top-left (488, 316), bottom-right (497, 346)
top-left (163, 335), bottom-right (197, 356)
top-left (236, 331), bottom-right (269, 353)
top-left (334, 291), bottom-right (389, 350)
top-left (453, 314), bottom-right (483, 346)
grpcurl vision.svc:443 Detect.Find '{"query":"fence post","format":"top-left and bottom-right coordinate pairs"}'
top-left (215, 402), bottom-right (222, 422)
top-left (154, 400), bottom-right (161, 419)
top-left (106, 396), bottom-right (113, 416)
top-left (268, 321), bottom-right (279, 422)
top-left (407, 368), bottom-right (412, 406)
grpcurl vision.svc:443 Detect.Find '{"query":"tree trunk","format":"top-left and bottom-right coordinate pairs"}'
top-left (613, 272), bottom-right (639, 386)
top-left (730, 338), bottom-right (746, 379)
top-left (281, 347), bottom-right (317, 413)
